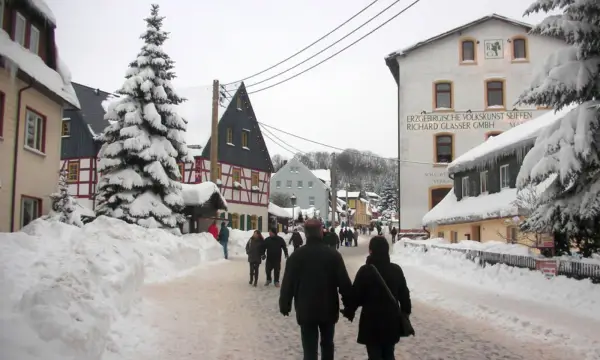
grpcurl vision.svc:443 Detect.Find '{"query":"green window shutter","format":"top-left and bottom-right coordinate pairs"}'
top-left (258, 216), bottom-right (263, 232)
top-left (220, 212), bottom-right (225, 219)
top-left (227, 213), bottom-right (232, 225)
top-left (240, 214), bottom-right (245, 230)
top-left (247, 215), bottom-right (252, 230)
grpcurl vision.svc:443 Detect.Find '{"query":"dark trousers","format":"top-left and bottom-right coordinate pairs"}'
top-left (366, 344), bottom-right (395, 360)
top-left (353, 237), bottom-right (358, 247)
top-left (249, 262), bottom-right (259, 283)
top-left (265, 260), bottom-right (281, 283)
top-left (300, 322), bottom-right (335, 360)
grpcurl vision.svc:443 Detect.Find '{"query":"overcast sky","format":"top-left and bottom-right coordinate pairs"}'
top-left (47, 0), bottom-right (548, 159)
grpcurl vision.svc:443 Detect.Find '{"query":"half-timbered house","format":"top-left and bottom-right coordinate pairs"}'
top-left (177, 82), bottom-right (274, 232)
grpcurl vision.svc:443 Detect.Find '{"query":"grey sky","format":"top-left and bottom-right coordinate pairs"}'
top-left (47, 0), bottom-right (548, 159)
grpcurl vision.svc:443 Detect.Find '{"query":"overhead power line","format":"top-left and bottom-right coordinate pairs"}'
top-left (260, 124), bottom-right (307, 155)
top-left (241, 0), bottom-right (403, 89)
top-left (246, 0), bottom-right (422, 95)
top-left (223, 0), bottom-right (381, 86)
top-left (258, 120), bottom-right (436, 166)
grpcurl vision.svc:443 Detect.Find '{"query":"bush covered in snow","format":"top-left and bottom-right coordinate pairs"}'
top-left (95, 4), bottom-right (193, 232)
top-left (0, 216), bottom-right (223, 360)
top-left (44, 169), bottom-right (83, 227)
top-left (516, 0), bottom-right (600, 257)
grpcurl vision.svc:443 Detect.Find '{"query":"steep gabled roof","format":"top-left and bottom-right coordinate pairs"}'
top-left (272, 157), bottom-right (327, 187)
top-left (384, 14), bottom-right (533, 84)
top-left (70, 82), bottom-right (114, 135)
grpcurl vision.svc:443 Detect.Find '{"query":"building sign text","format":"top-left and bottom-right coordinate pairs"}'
top-left (406, 111), bottom-right (534, 131)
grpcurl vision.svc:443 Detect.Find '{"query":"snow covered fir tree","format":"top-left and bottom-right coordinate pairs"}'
top-left (44, 170), bottom-right (83, 227)
top-left (379, 182), bottom-right (398, 220)
top-left (516, 0), bottom-right (600, 257)
top-left (96, 4), bottom-right (192, 231)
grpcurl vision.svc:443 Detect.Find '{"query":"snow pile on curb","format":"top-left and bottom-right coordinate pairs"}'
top-left (393, 242), bottom-right (600, 321)
top-left (0, 216), bottom-right (224, 360)
top-left (402, 237), bottom-right (532, 256)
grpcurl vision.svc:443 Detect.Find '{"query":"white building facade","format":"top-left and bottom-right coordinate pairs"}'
top-left (384, 14), bottom-right (568, 232)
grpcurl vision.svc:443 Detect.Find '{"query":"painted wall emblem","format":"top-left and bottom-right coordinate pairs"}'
top-left (484, 39), bottom-right (504, 59)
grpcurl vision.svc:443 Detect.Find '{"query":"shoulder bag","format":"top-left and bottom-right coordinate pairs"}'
top-left (369, 264), bottom-right (415, 337)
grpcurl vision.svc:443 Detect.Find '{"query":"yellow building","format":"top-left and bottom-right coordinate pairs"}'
top-left (337, 190), bottom-right (371, 226)
top-left (0, 1), bottom-right (80, 232)
top-left (422, 106), bottom-right (573, 244)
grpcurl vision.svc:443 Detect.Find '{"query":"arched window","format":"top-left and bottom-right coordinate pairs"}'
top-left (459, 38), bottom-right (477, 63)
top-left (433, 81), bottom-right (453, 110)
top-left (429, 186), bottom-right (452, 209)
top-left (434, 133), bottom-right (454, 163)
top-left (485, 79), bottom-right (506, 109)
top-left (511, 36), bottom-right (528, 61)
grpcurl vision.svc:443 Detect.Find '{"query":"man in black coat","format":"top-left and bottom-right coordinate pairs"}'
top-left (346, 228), bottom-right (354, 247)
top-left (289, 229), bottom-right (304, 251)
top-left (279, 219), bottom-right (352, 360)
top-left (264, 228), bottom-right (289, 287)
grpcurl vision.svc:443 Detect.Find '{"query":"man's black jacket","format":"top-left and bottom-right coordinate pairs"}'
top-left (264, 235), bottom-right (289, 262)
top-left (279, 236), bottom-right (352, 325)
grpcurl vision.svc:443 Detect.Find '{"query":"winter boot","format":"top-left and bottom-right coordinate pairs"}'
top-left (264, 280), bottom-right (271, 286)
top-left (253, 281), bottom-right (258, 287)
top-left (274, 282), bottom-right (280, 288)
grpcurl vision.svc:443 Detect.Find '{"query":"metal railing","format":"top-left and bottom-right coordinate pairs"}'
top-left (404, 242), bottom-right (600, 283)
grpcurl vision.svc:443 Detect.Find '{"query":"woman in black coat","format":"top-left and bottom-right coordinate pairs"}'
top-left (342, 236), bottom-right (411, 360)
top-left (245, 230), bottom-right (265, 287)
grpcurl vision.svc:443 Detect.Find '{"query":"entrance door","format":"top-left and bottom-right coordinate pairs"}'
top-left (471, 225), bottom-right (481, 242)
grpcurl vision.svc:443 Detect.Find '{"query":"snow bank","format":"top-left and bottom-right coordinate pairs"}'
top-left (268, 202), bottom-right (292, 218)
top-left (393, 241), bottom-right (600, 321)
top-left (403, 237), bottom-right (533, 256)
top-left (0, 216), bottom-right (223, 360)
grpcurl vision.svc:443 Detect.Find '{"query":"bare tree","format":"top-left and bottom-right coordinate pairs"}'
top-left (270, 192), bottom-right (292, 208)
top-left (495, 185), bottom-right (545, 248)
top-left (271, 154), bottom-right (288, 172)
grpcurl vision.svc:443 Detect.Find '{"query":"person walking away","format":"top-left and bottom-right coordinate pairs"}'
top-left (279, 219), bottom-right (353, 360)
top-left (346, 228), bottom-right (354, 247)
top-left (246, 230), bottom-right (266, 287)
top-left (330, 227), bottom-right (340, 249)
top-left (264, 228), bottom-right (289, 287)
top-left (208, 220), bottom-right (219, 240)
top-left (289, 229), bottom-right (304, 251)
top-left (341, 236), bottom-right (412, 360)
top-left (217, 221), bottom-right (230, 259)
top-left (323, 228), bottom-right (337, 249)
top-left (339, 228), bottom-right (345, 248)
top-left (391, 227), bottom-right (398, 244)
top-left (353, 228), bottom-right (359, 247)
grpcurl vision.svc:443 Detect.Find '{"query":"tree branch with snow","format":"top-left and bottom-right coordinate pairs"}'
top-left (44, 169), bottom-right (83, 227)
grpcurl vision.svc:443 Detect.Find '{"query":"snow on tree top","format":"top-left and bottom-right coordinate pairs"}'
top-left (447, 105), bottom-right (576, 175)
top-left (0, 30), bottom-right (79, 108)
top-left (366, 192), bottom-right (380, 198)
top-left (422, 188), bottom-right (519, 226)
top-left (176, 82), bottom-right (242, 148)
top-left (337, 190), bottom-right (360, 198)
top-left (268, 202), bottom-right (292, 218)
top-left (311, 169), bottom-right (330, 185)
top-left (26, 0), bottom-right (57, 26)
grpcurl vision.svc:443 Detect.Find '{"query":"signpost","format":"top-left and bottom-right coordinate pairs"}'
top-left (536, 259), bottom-right (559, 279)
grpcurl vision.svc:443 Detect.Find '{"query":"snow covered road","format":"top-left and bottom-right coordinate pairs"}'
top-left (135, 238), bottom-right (579, 360)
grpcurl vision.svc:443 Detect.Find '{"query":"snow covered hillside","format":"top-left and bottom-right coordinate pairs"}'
top-left (0, 216), bottom-right (223, 360)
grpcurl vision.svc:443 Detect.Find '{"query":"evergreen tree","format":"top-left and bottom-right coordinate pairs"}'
top-left (379, 182), bottom-right (398, 220)
top-left (46, 170), bottom-right (83, 227)
top-left (516, 0), bottom-right (600, 256)
top-left (96, 4), bottom-right (192, 231)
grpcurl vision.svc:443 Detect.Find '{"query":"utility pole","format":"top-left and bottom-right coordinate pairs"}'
top-left (345, 183), bottom-right (349, 227)
top-left (331, 154), bottom-right (337, 227)
top-left (210, 79), bottom-right (219, 183)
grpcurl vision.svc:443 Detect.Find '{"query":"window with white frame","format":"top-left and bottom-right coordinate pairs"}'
top-left (309, 196), bottom-right (315, 206)
top-left (461, 176), bottom-right (470, 197)
top-left (500, 164), bottom-right (510, 188)
top-left (61, 119), bottom-right (71, 137)
top-left (480, 171), bottom-right (488, 194)
top-left (29, 25), bottom-right (40, 54)
top-left (21, 196), bottom-right (40, 228)
top-left (286, 180), bottom-right (292, 188)
top-left (308, 181), bottom-right (313, 188)
top-left (15, 12), bottom-right (27, 47)
top-left (297, 181), bottom-right (303, 188)
top-left (276, 180), bottom-right (281, 188)
top-left (25, 109), bottom-right (45, 152)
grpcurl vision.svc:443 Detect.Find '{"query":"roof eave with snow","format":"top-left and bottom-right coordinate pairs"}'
top-left (384, 14), bottom-right (532, 84)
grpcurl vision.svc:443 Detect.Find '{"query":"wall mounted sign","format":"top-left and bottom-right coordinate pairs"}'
top-left (484, 39), bottom-right (504, 59)
top-left (405, 110), bottom-right (534, 131)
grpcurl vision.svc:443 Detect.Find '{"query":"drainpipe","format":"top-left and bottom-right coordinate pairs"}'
top-left (10, 81), bottom-right (34, 232)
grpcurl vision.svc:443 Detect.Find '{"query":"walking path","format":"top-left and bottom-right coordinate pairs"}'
top-left (137, 237), bottom-right (577, 360)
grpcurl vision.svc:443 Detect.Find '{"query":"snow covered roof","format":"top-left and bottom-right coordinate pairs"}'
top-left (311, 169), bottom-right (331, 185)
top-left (337, 190), bottom-right (360, 198)
top-left (384, 13), bottom-right (532, 83)
top-left (0, 30), bottom-right (79, 108)
top-left (448, 105), bottom-right (576, 175)
top-left (25, 0), bottom-right (57, 26)
top-left (422, 188), bottom-right (519, 226)
top-left (268, 202), bottom-right (292, 218)
top-left (70, 83), bottom-right (117, 135)
top-left (176, 82), bottom-right (242, 148)
top-left (181, 182), bottom-right (227, 209)
top-left (366, 192), bottom-right (380, 199)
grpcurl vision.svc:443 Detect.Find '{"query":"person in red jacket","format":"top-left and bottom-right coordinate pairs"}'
top-left (208, 220), bottom-right (219, 240)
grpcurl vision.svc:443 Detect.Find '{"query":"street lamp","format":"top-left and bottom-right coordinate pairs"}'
top-left (291, 194), bottom-right (297, 227)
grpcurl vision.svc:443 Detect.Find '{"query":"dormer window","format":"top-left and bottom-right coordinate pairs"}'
top-left (14, 12), bottom-right (27, 47)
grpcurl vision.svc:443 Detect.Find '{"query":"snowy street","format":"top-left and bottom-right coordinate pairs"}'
top-left (135, 237), bottom-right (579, 360)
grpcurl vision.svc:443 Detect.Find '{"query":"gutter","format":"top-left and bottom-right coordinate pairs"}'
top-left (10, 80), bottom-right (34, 232)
